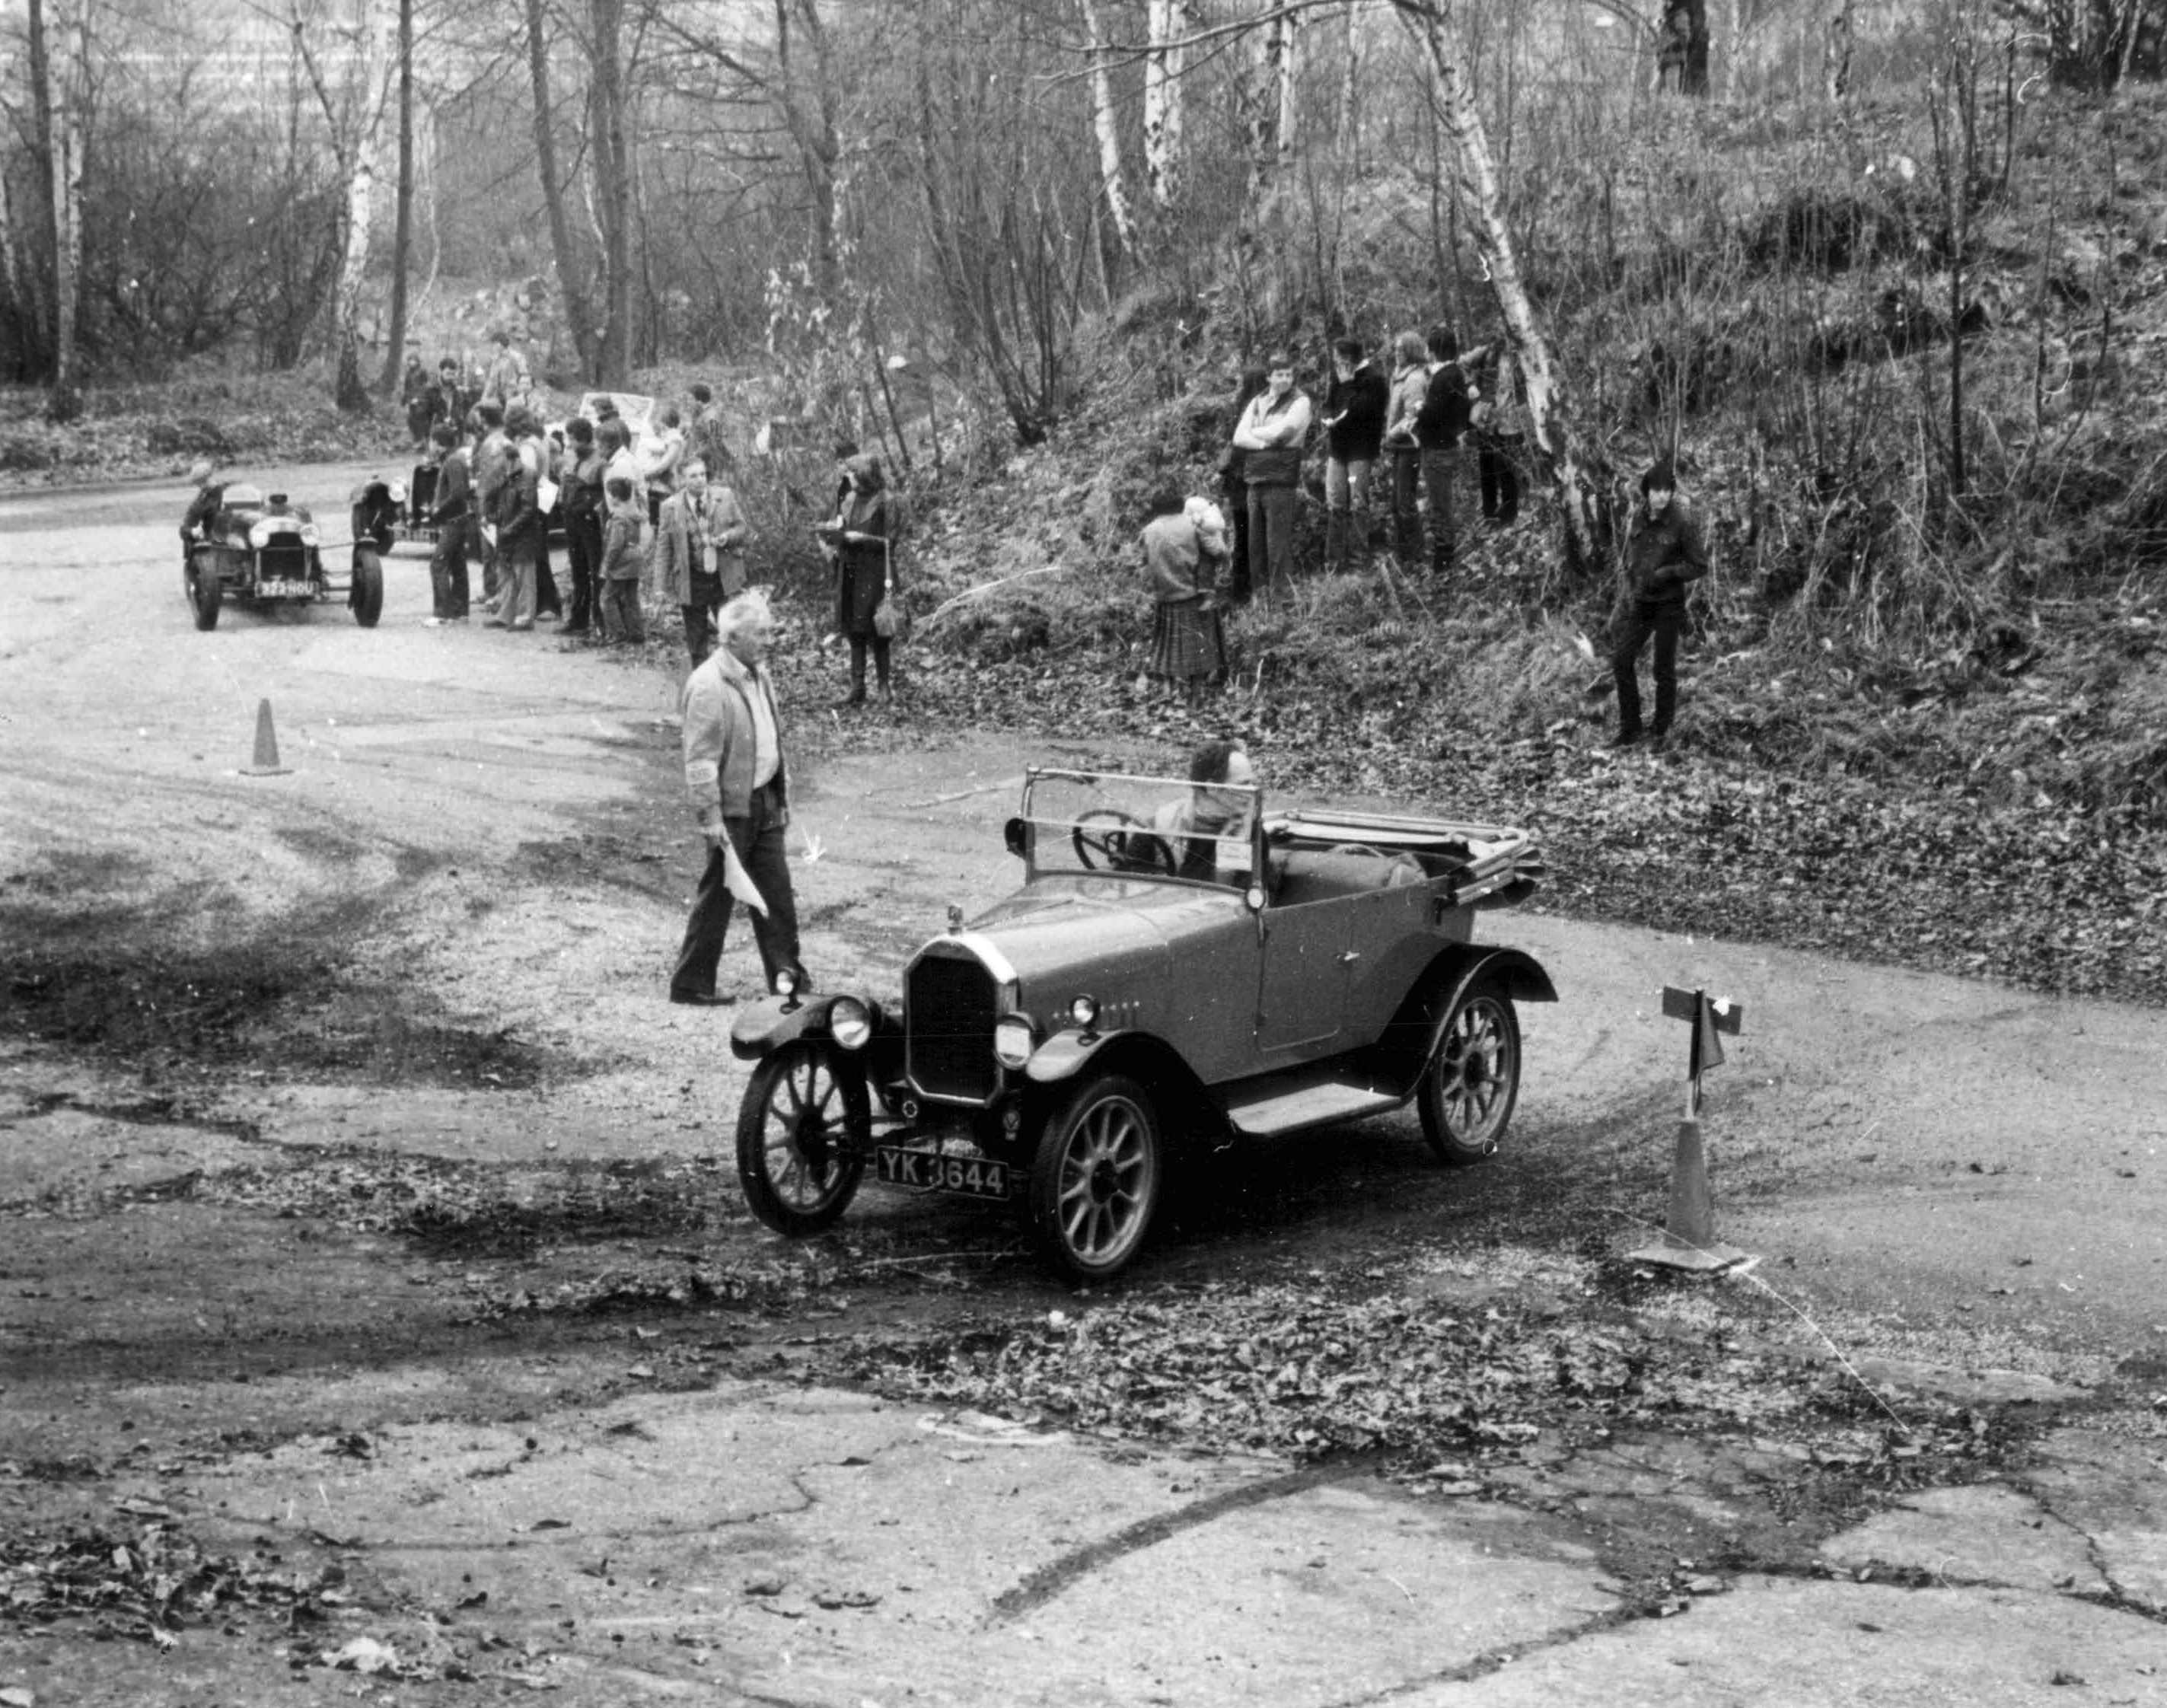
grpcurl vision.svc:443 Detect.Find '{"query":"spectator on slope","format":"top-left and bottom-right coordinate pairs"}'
top-left (1321, 336), bottom-right (1390, 573)
top-left (1413, 324), bottom-right (1471, 576)
top-left (1611, 458), bottom-right (1710, 752)
top-left (597, 474), bottom-right (646, 644)
top-left (1383, 330), bottom-right (1432, 569)
top-left (1217, 365), bottom-right (1267, 604)
top-left (1139, 489), bottom-right (1228, 709)
top-left (1230, 352), bottom-right (1313, 606)
top-left (559, 416), bottom-right (606, 638)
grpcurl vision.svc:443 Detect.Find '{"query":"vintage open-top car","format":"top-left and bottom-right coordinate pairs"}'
top-left (184, 484), bottom-right (382, 631)
top-left (727, 766), bottom-right (1555, 1282)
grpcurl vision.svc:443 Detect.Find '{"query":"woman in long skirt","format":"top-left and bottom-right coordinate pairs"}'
top-left (1141, 491), bottom-right (1226, 707)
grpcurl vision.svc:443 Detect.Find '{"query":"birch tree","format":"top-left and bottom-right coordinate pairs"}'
top-left (1391, 0), bottom-right (1603, 569)
top-left (1082, 0), bottom-right (1140, 255)
top-left (293, 0), bottom-right (395, 411)
top-left (1142, 0), bottom-right (1185, 211)
top-left (376, 0), bottom-right (414, 397)
top-left (29, 0), bottom-right (88, 416)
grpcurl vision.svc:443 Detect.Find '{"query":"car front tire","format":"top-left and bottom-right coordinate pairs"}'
top-left (1418, 977), bottom-right (1522, 1165)
top-left (351, 549), bottom-right (384, 628)
top-left (186, 550), bottom-right (222, 631)
top-left (1029, 1072), bottom-right (1164, 1283)
top-left (736, 1040), bottom-right (868, 1236)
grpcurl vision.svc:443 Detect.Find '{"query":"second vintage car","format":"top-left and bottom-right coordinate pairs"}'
top-left (727, 766), bottom-right (1555, 1281)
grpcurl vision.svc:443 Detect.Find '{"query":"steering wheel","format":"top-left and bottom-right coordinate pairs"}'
top-left (1072, 809), bottom-right (1178, 875)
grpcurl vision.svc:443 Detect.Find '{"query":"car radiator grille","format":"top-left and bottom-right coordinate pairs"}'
top-left (907, 952), bottom-right (999, 1104)
top-left (259, 541), bottom-right (311, 584)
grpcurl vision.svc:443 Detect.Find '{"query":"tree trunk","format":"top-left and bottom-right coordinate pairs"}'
top-left (1392, 0), bottom-right (1601, 569)
top-left (1825, 0), bottom-right (1854, 101)
top-left (36, 0), bottom-right (85, 416)
top-left (588, 0), bottom-right (633, 385)
top-left (1081, 0), bottom-right (1139, 257)
top-left (1142, 0), bottom-right (1184, 211)
top-left (330, 0), bottom-right (394, 413)
top-left (776, 0), bottom-right (844, 310)
top-left (524, 0), bottom-right (601, 380)
top-left (1248, 8), bottom-right (1298, 201)
top-left (378, 0), bottom-right (415, 397)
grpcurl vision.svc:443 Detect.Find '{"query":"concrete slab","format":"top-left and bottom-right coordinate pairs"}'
top-left (1399, 1579), bottom-right (2167, 1706)
top-left (1819, 1480), bottom-right (2108, 1594)
top-left (2018, 1427), bottom-right (2167, 1614)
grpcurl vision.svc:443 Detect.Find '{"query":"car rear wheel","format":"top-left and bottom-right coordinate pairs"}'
top-left (736, 1040), bottom-right (868, 1236)
top-left (1029, 1073), bottom-right (1163, 1283)
top-left (1418, 977), bottom-right (1521, 1165)
top-left (186, 550), bottom-right (222, 631)
top-left (351, 549), bottom-right (384, 627)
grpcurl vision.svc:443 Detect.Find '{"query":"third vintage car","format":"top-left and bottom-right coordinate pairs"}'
top-left (726, 765), bottom-right (1556, 1282)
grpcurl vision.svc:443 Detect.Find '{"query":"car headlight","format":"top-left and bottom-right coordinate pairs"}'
top-left (993, 1013), bottom-right (1037, 1069)
top-left (775, 969), bottom-right (798, 999)
top-left (299, 524), bottom-right (320, 546)
top-left (830, 996), bottom-right (872, 1051)
top-left (1068, 995), bottom-right (1100, 1031)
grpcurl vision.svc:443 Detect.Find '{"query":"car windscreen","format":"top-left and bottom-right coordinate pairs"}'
top-left (1021, 770), bottom-right (1260, 887)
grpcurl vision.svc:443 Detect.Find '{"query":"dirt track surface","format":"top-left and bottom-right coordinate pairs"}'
top-left (2, 467), bottom-right (2165, 1704)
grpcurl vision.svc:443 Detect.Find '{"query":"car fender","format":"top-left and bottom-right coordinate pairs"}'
top-left (1417, 945), bottom-right (1554, 1061)
top-left (1023, 1028), bottom-right (1219, 1145)
top-left (728, 993), bottom-right (884, 1062)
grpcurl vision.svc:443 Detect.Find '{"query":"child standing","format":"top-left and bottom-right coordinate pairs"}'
top-left (597, 476), bottom-right (646, 644)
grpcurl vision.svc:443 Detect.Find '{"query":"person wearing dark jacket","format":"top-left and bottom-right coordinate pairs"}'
top-left (1413, 324), bottom-right (1472, 574)
top-left (1217, 366), bottom-right (1267, 604)
top-left (1383, 331), bottom-right (1432, 569)
top-left (424, 422), bottom-right (472, 623)
top-left (1611, 459), bottom-right (1710, 749)
top-left (1321, 338), bottom-right (1390, 572)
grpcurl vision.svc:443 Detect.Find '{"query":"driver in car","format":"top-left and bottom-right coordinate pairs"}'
top-left (180, 459), bottom-right (223, 558)
top-left (1152, 738), bottom-right (1257, 881)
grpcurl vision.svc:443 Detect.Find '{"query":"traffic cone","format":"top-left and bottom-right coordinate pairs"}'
top-left (1628, 1118), bottom-right (1748, 1272)
top-left (241, 698), bottom-right (292, 776)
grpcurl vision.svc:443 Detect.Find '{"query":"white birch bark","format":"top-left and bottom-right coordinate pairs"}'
top-left (1392, 0), bottom-right (1599, 568)
top-left (333, 0), bottom-right (396, 403)
top-left (1142, 0), bottom-right (1184, 209)
top-left (1081, 0), bottom-right (1139, 254)
top-left (1273, 8), bottom-right (1299, 176)
top-left (44, 0), bottom-right (86, 408)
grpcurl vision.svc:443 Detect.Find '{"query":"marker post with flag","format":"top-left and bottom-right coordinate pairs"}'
top-left (1629, 986), bottom-right (1751, 1273)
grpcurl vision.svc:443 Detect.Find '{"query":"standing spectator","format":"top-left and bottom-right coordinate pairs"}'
top-left (656, 457), bottom-right (726, 665)
top-left (486, 408), bottom-right (543, 630)
top-left (596, 475), bottom-right (646, 643)
top-left (559, 417), bottom-right (605, 637)
top-left (671, 591), bottom-right (805, 1006)
top-left (689, 381), bottom-right (733, 474)
top-left (827, 452), bottom-right (897, 708)
top-left (1141, 490), bottom-right (1226, 709)
top-left (1473, 346), bottom-right (1525, 527)
top-left (422, 420), bottom-right (472, 626)
top-left (642, 405), bottom-right (687, 532)
top-left (1383, 330), bottom-right (1432, 569)
top-left (1321, 336), bottom-right (1389, 573)
top-left (526, 424), bottom-right (565, 621)
top-left (433, 357), bottom-right (468, 428)
top-left (599, 416), bottom-right (645, 520)
top-left (1611, 459), bottom-right (1710, 750)
top-left (707, 468), bottom-right (751, 603)
top-left (1230, 352), bottom-right (1313, 606)
top-left (479, 328), bottom-right (531, 414)
top-left (1217, 365), bottom-right (1267, 604)
top-left (472, 404), bottom-right (509, 607)
top-left (400, 352), bottom-right (438, 447)
top-left (1413, 325), bottom-right (1471, 575)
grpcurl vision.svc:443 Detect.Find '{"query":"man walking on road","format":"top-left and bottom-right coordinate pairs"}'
top-left (671, 592), bottom-right (806, 1006)
top-left (1611, 458), bottom-right (1710, 750)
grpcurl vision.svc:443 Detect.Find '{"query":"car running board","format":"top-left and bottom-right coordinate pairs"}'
top-left (1219, 1067), bottom-right (1410, 1139)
